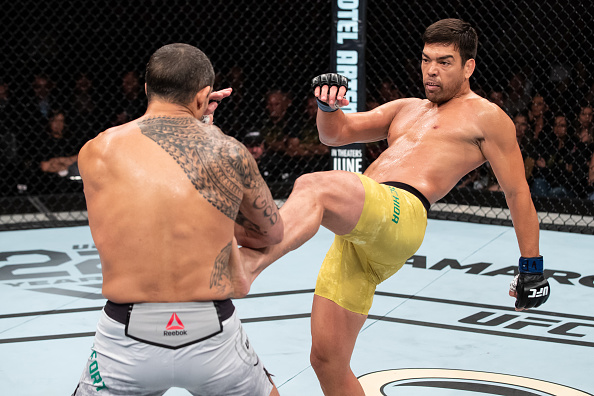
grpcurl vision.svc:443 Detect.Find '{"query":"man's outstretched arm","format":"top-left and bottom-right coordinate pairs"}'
top-left (480, 105), bottom-right (549, 311)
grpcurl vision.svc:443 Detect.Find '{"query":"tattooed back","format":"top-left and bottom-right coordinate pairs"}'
top-left (78, 116), bottom-right (277, 303)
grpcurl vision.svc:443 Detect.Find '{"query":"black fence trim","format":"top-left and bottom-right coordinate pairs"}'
top-left (441, 188), bottom-right (594, 217)
top-left (1, 186), bottom-right (592, 234)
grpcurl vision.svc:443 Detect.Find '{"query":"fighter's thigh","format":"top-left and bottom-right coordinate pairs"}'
top-left (183, 318), bottom-right (274, 396)
top-left (73, 314), bottom-right (169, 396)
top-left (295, 170), bottom-right (365, 235)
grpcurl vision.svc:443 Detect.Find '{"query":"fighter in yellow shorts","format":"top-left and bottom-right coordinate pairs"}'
top-left (240, 20), bottom-right (548, 394)
top-left (315, 173), bottom-right (429, 315)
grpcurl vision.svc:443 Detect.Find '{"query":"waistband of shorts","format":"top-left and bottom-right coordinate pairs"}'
top-left (104, 299), bottom-right (235, 325)
top-left (381, 181), bottom-right (431, 211)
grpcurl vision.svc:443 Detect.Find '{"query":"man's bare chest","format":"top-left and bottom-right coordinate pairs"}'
top-left (388, 106), bottom-right (482, 145)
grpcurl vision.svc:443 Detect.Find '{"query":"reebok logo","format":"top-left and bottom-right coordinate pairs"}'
top-left (163, 313), bottom-right (188, 336)
top-left (166, 313), bottom-right (184, 330)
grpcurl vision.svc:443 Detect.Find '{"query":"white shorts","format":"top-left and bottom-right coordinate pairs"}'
top-left (72, 301), bottom-right (274, 396)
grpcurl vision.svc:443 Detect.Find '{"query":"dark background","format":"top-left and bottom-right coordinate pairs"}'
top-left (1, 0), bottom-right (593, 231)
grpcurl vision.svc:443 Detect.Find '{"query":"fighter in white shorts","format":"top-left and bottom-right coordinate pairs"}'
top-left (73, 43), bottom-right (283, 395)
top-left (73, 300), bottom-right (273, 395)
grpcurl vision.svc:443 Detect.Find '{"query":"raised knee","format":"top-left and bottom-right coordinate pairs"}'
top-left (293, 172), bottom-right (339, 199)
top-left (293, 173), bottom-right (322, 193)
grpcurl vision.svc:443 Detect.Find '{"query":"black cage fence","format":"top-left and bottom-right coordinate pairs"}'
top-left (366, 0), bottom-right (594, 233)
top-left (1, 0), bottom-right (593, 232)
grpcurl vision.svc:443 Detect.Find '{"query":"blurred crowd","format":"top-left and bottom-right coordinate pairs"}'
top-left (1, 65), bottom-right (593, 201)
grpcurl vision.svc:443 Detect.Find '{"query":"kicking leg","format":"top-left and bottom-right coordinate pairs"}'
top-left (239, 170), bottom-right (365, 280)
top-left (310, 295), bottom-right (367, 396)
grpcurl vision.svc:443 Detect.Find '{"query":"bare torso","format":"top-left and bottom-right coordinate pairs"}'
top-left (79, 115), bottom-right (256, 303)
top-left (364, 93), bottom-right (496, 203)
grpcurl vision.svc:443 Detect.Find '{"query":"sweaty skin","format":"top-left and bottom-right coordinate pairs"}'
top-left (79, 108), bottom-right (281, 303)
top-left (364, 94), bottom-right (499, 203)
top-left (318, 43), bottom-right (539, 258)
top-left (234, 40), bottom-right (541, 396)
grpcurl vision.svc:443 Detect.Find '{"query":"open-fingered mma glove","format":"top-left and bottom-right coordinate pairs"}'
top-left (311, 73), bottom-right (349, 112)
top-left (510, 256), bottom-right (550, 309)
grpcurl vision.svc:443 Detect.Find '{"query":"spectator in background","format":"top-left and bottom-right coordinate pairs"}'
top-left (31, 74), bottom-right (57, 119)
top-left (530, 114), bottom-right (578, 198)
top-left (25, 74), bottom-right (61, 131)
top-left (70, 73), bottom-right (96, 116)
top-left (0, 80), bottom-right (19, 138)
top-left (527, 93), bottom-right (552, 141)
top-left (573, 102), bottom-right (593, 144)
top-left (0, 81), bottom-right (21, 195)
top-left (243, 130), bottom-right (292, 185)
top-left (487, 86), bottom-right (508, 115)
top-left (588, 152), bottom-right (594, 200)
top-left (377, 78), bottom-right (403, 104)
top-left (572, 103), bottom-right (594, 198)
top-left (226, 66), bottom-right (246, 115)
top-left (39, 111), bottom-right (79, 175)
top-left (573, 61), bottom-right (590, 101)
top-left (212, 66), bottom-right (249, 138)
top-left (68, 73), bottom-right (102, 142)
top-left (545, 60), bottom-right (576, 116)
top-left (259, 89), bottom-right (299, 154)
top-left (21, 109), bottom-right (82, 194)
top-left (504, 72), bottom-right (531, 116)
top-left (111, 70), bottom-right (147, 126)
top-left (285, 96), bottom-right (330, 175)
top-left (584, 80), bottom-right (594, 105)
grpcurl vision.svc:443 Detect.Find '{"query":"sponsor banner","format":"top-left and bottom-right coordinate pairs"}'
top-left (330, 145), bottom-right (364, 173)
top-left (330, 0), bottom-right (367, 171)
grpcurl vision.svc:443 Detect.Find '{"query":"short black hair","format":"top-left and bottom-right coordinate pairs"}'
top-left (423, 18), bottom-right (478, 65)
top-left (145, 43), bottom-right (215, 105)
top-left (243, 131), bottom-right (264, 146)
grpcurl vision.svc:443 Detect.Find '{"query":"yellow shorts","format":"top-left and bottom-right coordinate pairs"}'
top-left (314, 173), bottom-right (428, 315)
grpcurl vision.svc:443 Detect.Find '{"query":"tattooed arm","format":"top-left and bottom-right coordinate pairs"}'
top-left (232, 144), bottom-right (284, 248)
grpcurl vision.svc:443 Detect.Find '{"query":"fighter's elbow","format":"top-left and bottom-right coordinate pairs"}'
top-left (249, 222), bottom-right (284, 248)
top-left (503, 185), bottom-right (533, 203)
top-left (267, 221), bottom-right (284, 246)
top-left (319, 133), bottom-right (347, 147)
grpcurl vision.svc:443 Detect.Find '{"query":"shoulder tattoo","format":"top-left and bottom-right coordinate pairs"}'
top-left (138, 116), bottom-right (260, 220)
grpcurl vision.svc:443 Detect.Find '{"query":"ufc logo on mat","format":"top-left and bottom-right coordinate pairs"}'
top-left (528, 286), bottom-right (549, 298)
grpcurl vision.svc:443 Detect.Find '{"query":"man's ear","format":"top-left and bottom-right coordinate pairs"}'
top-left (195, 86), bottom-right (212, 110)
top-left (144, 83), bottom-right (148, 95)
top-left (464, 59), bottom-right (476, 79)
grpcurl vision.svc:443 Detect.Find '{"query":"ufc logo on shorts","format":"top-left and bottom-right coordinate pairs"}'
top-left (528, 286), bottom-right (549, 298)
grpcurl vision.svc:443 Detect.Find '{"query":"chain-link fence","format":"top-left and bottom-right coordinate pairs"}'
top-left (0, 0), bottom-right (331, 229)
top-left (366, 0), bottom-right (594, 233)
top-left (1, 1), bottom-right (593, 232)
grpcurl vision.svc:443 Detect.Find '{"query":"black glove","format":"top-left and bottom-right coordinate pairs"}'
top-left (311, 73), bottom-right (349, 112)
top-left (510, 256), bottom-right (550, 309)
top-left (311, 73), bottom-right (349, 93)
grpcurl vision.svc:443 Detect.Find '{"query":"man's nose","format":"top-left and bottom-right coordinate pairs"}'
top-left (427, 62), bottom-right (438, 75)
